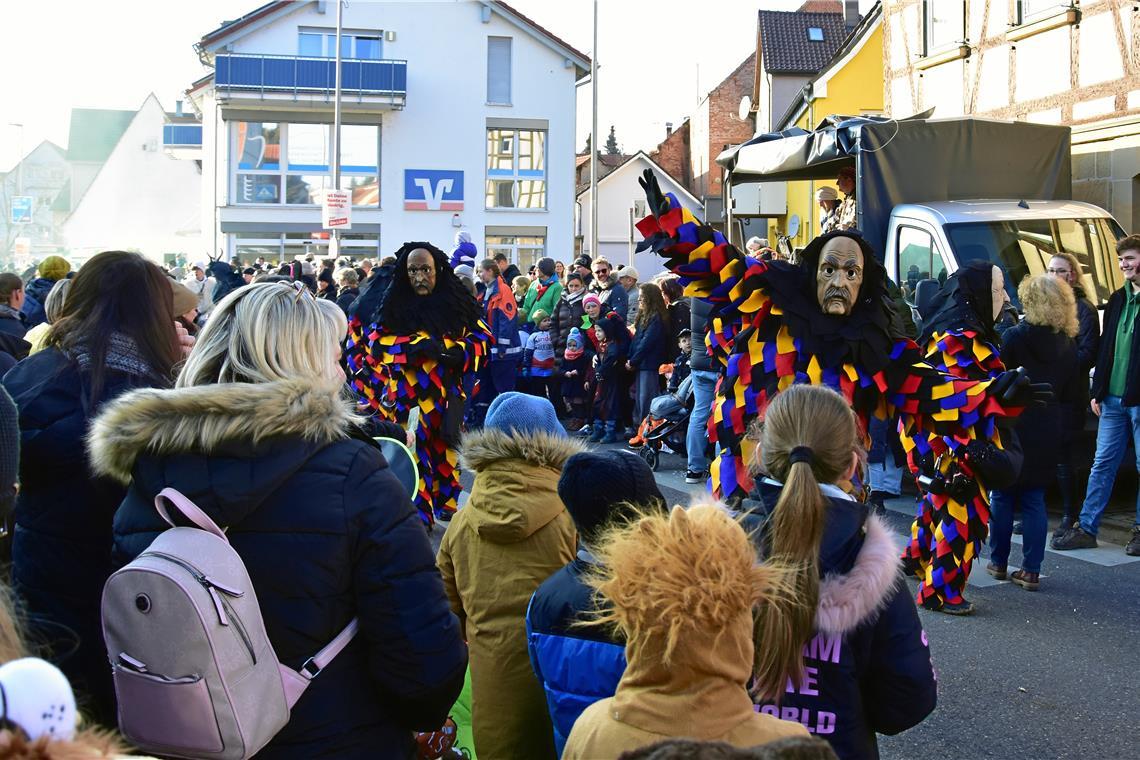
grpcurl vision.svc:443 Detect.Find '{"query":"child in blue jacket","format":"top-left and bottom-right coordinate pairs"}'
top-left (526, 450), bottom-right (666, 756)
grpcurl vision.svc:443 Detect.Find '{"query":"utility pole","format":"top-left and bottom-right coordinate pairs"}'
top-left (330, 0), bottom-right (344, 259)
top-left (589, 0), bottom-right (598, 261)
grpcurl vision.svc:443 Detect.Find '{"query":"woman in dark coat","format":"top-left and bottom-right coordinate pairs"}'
top-left (88, 283), bottom-right (467, 759)
top-left (2, 251), bottom-right (184, 724)
top-left (627, 283), bottom-right (669, 425)
top-left (987, 275), bottom-right (1082, 591)
top-left (1047, 252), bottom-right (1099, 534)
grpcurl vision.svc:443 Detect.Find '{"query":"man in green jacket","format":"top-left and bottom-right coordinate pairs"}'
top-left (519, 257), bottom-right (563, 327)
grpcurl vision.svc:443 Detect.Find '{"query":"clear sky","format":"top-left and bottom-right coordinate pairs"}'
top-left (0, 0), bottom-right (825, 172)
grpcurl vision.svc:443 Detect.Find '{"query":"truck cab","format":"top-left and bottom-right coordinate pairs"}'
top-left (886, 200), bottom-right (1126, 316)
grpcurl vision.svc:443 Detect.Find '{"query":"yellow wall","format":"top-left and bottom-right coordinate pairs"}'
top-left (767, 23), bottom-right (884, 250)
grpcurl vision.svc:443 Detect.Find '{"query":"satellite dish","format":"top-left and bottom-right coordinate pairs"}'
top-left (788, 214), bottom-right (801, 238)
top-left (738, 95), bottom-right (752, 121)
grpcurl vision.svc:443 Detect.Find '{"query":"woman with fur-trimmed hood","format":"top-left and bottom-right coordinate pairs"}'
top-left (747, 385), bottom-right (936, 760)
top-left (562, 503), bottom-right (808, 759)
top-left (88, 283), bottom-right (467, 759)
top-left (436, 392), bottom-right (581, 760)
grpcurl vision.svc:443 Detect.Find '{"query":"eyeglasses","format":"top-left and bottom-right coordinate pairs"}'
top-left (407, 266), bottom-right (434, 277)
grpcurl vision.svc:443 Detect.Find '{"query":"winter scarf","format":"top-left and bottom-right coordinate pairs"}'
top-left (564, 344), bottom-right (584, 362)
top-left (69, 333), bottom-right (156, 380)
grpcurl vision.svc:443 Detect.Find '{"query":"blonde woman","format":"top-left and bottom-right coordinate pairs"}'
top-left (87, 282), bottom-right (467, 758)
top-left (750, 384), bottom-right (935, 759)
top-left (23, 278), bottom-right (71, 354)
top-left (562, 504), bottom-right (808, 758)
top-left (987, 275), bottom-right (1082, 591)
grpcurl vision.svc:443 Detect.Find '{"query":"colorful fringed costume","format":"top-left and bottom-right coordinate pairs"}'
top-left (899, 329), bottom-right (1007, 608)
top-left (344, 241), bottom-right (491, 527)
top-left (633, 180), bottom-right (1023, 540)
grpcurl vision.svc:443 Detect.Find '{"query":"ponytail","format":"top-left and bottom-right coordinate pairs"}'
top-left (750, 385), bottom-right (858, 702)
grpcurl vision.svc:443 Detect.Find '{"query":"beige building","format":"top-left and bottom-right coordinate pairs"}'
top-left (883, 0), bottom-right (1140, 230)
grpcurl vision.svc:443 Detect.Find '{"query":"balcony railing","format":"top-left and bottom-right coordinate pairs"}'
top-left (214, 54), bottom-right (407, 102)
top-left (162, 124), bottom-right (203, 147)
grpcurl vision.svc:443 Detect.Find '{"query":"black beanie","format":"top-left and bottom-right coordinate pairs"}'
top-left (558, 450), bottom-right (665, 546)
top-left (0, 385), bottom-right (19, 522)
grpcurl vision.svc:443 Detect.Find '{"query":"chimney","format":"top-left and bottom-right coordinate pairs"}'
top-left (844, 0), bottom-right (860, 31)
top-left (175, 100), bottom-right (183, 117)
top-left (665, 122), bottom-right (674, 137)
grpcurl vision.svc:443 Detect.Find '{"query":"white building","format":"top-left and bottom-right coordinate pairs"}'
top-left (62, 94), bottom-right (203, 264)
top-left (183, 0), bottom-right (588, 268)
top-left (576, 152), bottom-right (702, 278)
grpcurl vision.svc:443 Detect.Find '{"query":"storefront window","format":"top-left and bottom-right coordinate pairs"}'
top-left (486, 234), bottom-right (546, 270)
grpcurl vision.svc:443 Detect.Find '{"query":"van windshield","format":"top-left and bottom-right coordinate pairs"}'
top-left (944, 218), bottom-right (1124, 308)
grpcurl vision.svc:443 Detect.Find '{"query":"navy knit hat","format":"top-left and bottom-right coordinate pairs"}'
top-left (558, 450), bottom-right (665, 545)
top-left (485, 391), bottom-right (564, 438)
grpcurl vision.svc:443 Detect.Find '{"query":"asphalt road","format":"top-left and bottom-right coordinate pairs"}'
top-left (446, 440), bottom-right (1140, 759)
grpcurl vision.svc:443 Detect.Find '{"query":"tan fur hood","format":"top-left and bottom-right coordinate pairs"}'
top-left (459, 427), bottom-right (584, 473)
top-left (88, 378), bottom-right (360, 484)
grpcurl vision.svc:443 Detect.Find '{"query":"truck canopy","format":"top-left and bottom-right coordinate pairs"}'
top-left (716, 115), bottom-right (1073, 260)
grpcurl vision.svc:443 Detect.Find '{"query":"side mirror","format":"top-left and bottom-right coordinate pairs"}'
top-left (914, 279), bottom-right (940, 321)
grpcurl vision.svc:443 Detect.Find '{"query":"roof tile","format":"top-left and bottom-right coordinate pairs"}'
top-left (759, 9), bottom-right (849, 74)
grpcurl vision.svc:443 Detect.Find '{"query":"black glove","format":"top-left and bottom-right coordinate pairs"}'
top-left (991, 367), bottom-right (1052, 408)
top-left (638, 169), bottom-right (671, 217)
top-left (439, 345), bottom-right (466, 369)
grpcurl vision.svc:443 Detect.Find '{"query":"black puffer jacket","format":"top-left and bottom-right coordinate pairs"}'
top-left (2, 347), bottom-right (168, 724)
top-left (999, 321), bottom-right (1083, 487)
top-left (689, 297), bottom-right (715, 372)
top-left (553, 289), bottom-right (586, 367)
top-left (1073, 287), bottom-right (1100, 371)
top-left (746, 482), bottom-right (937, 760)
top-left (88, 379), bottom-right (467, 759)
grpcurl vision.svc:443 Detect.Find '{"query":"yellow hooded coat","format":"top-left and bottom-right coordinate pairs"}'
top-left (436, 428), bottom-right (581, 760)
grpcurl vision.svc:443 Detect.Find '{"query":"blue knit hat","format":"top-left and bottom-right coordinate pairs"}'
top-left (485, 392), bottom-right (564, 438)
top-left (567, 327), bottom-right (583, 348)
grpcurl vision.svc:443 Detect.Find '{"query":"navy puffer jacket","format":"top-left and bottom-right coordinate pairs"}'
top-left (88, 378), bottom-right (467, 759)
top-left (628, 314), bottom-right (668, 371)
top-left (747, 481), bottom-right (937, 760)
top-left (527, 554), bottom-right (627, 756)
top-left (3, 347), bottom-right (167, 725)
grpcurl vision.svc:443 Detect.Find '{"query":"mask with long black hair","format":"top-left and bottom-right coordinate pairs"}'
top-left (378, 242), bottom-right (483, 336)
top-left (752, 230), bottom-right (896, 372)
top-left (918, 260), bottom-right (999, 347)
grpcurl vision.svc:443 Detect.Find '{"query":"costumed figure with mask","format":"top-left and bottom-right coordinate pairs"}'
top-left (901, 261), bottom-right (1025, 613)
top-left (345, 242), bottom-right (491, 526)
top-left (633, 171), bottom-right (1044, 593)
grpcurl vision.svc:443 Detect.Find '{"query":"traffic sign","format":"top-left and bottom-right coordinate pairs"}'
top-left (322, 190), bottom-right (351, 229)
top-left (10, 196), bottom-right (32, 225)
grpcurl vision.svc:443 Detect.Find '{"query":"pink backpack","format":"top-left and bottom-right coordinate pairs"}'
top-left (102, 488), bottom-right (357, 759)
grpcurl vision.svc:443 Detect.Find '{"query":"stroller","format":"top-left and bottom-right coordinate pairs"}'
top-left (630, 374), bottom-right (694, 471)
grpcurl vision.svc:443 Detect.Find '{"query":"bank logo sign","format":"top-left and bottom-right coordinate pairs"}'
top-left (404, 169), bottom-right (463, 211)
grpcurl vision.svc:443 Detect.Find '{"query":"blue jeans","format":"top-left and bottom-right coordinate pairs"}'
top-left (1078, 396), bottom-right (1140, 536)
top-left (687, 369), bottom-right (718, 473)
top-left (869, 459), bottom-right (904, 496)
top-left (990, 488), bottom-right (1047, 573)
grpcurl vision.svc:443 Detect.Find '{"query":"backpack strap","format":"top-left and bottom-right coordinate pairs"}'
top-left (155, 488), bottom-right (228, 543)
top-left (299, 619), bottom-right (358, 679)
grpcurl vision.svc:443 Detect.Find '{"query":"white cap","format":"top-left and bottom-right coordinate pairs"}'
top-left (746, 236), bottom-right (765, 251)
top-left (618, 265), bottom-right (639, 282)
top-left (0, 658), bottom-right (77, 741)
